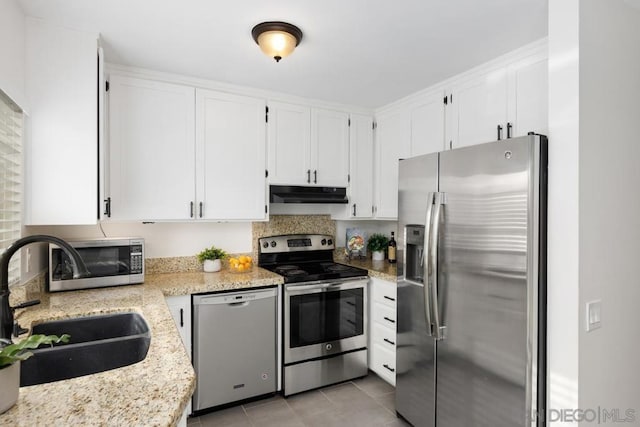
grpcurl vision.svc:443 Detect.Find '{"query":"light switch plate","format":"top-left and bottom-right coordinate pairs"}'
top-left (586, 300), bottom-right (602, 332)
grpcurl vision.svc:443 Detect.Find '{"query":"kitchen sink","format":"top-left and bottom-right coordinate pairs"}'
top-left (20, 312), bottom-right (151, 386)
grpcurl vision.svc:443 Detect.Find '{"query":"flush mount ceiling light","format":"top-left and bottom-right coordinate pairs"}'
top-left (251, 21), bottom-right (303, 62)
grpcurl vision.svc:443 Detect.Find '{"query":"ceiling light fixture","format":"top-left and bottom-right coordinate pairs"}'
top-left (251, 21), bottom-right (303, 63)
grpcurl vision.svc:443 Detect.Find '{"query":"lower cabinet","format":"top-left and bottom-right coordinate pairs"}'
top-left (368, 277), bottom-right (397, 385)
top-left (165, 294), bottom-right (192, 422)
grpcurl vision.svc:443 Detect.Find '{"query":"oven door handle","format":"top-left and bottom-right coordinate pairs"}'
top-left (286, 279), bottom-right (366, 293)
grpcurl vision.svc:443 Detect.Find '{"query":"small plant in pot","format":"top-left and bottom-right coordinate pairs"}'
top-left (367, 234), bottom-right (389, 261)
top-left (197, 245), bottom-right (227, 272)
top-left (0, 334), bottom-right (69, 414)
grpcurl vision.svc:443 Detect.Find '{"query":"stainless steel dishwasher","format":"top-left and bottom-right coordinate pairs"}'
top-left (192, 287), bottom-right (277, 412)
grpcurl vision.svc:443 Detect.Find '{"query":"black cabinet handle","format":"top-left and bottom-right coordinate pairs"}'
top-left (507, 122), bottom-right (513, 139)
top-left (199, 202), bottom-right (203, 218)
top-left (179, 308), bottom-right (184, 327)
top-left (104, 197), bottom-right (111, 217)
top-left (383, 364), bottom-right (395, 373)
top-left (313, 170), bottom-right (317, 184)
top-left (383, 338), bottom-right (396, 346)
top-left (497, 124), bottom-right (503, 140)
top-left (307, 170), bottom-right (311, 183)
top-left (383, 316), bottom-right (396, 324)
top-left (383, 295), bottom-right (395, 302)
top-left (190, 202), bottom-right (194, 218)
top-left (352, 204), bottom-right (357, 216)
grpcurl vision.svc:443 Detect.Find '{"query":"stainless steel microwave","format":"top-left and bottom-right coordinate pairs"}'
top-left (48, 238), bottom-right (144, 292)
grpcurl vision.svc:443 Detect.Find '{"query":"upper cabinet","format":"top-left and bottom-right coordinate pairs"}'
top-left (267, 102), bottom-right (310, 186)
top-left (25, 19), bottom-right (101, 225)
top-left (195, 89), bottom-right (266, 220)
top-left (446, 47), bottom-right (548, 149)
top-left (347, 114), bottom-right (374, 219)
top-left (447, 68), bottom-right (509, 148)
top-left (267, 102), bottom-right (349, 187)
top-left (108, 75), bottom-right (196, 221)
top-left (107, 75), bottom-right (267, 221)
top-left (409, 90), bottom-right (446, 157)
top-left (374, 110), bottom-right (410, 219)
top-left (310, 109), bottom-right (350, 187)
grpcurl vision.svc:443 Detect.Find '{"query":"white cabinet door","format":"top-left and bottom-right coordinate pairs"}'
top-left (165, 295), bottom-right (192, 360)
top-left (108, 75), bottom-right (195, 221)
top-left (311, 109), bottom-right (350, 187)
top-left (374, 110), bottom-right (410, 219)
top-left (449, 68), bottom-right (509, 148)
top-left (368, 278), bottom-right (397, 385)
top-left (410, 91), bottom-right (446, 157)
top-left (508, 56), bottom-right (548, 138)
top-left (267, 101), bottom-right (311, 186)
top-left (196, 89), bottom-right (266, 220)
top-left (348, 114), bottom-right (374, 218)
top-left (25, 19), bottom-right (99, 225)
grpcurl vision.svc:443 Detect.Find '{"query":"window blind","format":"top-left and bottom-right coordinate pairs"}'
top-left (0, 90), bottom-right (23, 286)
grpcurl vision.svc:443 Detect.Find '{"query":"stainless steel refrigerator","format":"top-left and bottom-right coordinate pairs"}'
top-left (395, 134), bottom-right (547, 427)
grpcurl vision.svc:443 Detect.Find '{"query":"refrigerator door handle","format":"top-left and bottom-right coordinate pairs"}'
top-left (422, 192), bottom-right (435, 337)
top-left (430, 192), bottom-right (446, 341)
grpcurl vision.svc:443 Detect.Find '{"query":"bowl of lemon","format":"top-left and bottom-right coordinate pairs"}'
top-left (228, 255), bottom-right (253, 273)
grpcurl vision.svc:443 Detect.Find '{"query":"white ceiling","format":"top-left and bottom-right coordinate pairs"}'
top-left (18, 0), bottom-right (548, 108)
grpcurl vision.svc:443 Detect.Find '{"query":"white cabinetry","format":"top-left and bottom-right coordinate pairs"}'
top-left (165, 294), bottom-right (192, 420)
top-left (195, 89), bottom-right (266, 220)
top-left (311, 108), bottom-right (350, 187)
top-left (346, 114), bottom-right (374, 218)
top-left (165, 295), bottom-right (192, 359)
top-left (447, 68), bottom-right (510, 148)
top-left (409, 91), bottom-right (446, 156)
top-left (447, 49), bottom-right (548, 149)
top-left (267, 101), bottom-right (310, 186)
top-left (25, 19), bottom-right (101, 225)
top-left (374, 110), bottom-right (410, 219)
top-left (267, 102), bottom-right (349, 187)
top-left (107, 76), bottom-right (267, 221)
top-left (368, 277), bottom-right (397, 385)
top-left (108, 75), bottom-right (195, 221)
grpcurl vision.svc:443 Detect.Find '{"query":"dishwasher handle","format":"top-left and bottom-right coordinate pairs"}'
top-left (193, 288), bottom-right (277, 306)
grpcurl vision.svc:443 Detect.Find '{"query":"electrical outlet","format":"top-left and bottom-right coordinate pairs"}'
top-left (586, 300), bottom-right (602, 332)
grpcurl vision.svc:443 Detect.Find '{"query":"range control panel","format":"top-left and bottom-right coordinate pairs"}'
top-left (258, 234), bottom-right (335, 254)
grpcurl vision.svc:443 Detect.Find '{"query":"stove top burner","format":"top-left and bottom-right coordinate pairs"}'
top-left (258, 234), bottom-right (369, 283)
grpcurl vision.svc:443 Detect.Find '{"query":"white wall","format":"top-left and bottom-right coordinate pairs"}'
top-left (578, 0), bottom-right (640, 422)
top-left (27, 222), bottom-right (253, 259)
top-left (547, 1), bottom-right (581, 421)
top-left (0, 0), bottom-right (26, 109)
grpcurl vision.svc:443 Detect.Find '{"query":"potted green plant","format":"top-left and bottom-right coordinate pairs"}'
top-left (196, 245), bottom-right (227, 272)
top-left (0, 334), bottom-right (69, 414)
top-left (367, 233), bottom-right (389, 261)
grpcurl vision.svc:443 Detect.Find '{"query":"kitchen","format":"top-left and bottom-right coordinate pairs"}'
top-left (1, 0), bottom-right (639, 426)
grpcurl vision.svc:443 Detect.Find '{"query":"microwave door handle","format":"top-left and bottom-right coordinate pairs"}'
top-left (422, 192), bottom-right (435, 337)
top-left (430, 192), bottom-right (446, 341)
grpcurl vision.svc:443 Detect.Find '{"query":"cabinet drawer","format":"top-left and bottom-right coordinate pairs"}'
top-left (370, 342), bottom-right (396, 385)
top-left (371, 323), bottom-right (396, 351)
top-left (372, 301), bottom-right (397, 329)
top-left (371, 279), bottom-right (397, 308)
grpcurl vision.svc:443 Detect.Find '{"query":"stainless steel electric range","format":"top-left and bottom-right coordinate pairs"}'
top-left (258, 234), bottom-right (369, 396)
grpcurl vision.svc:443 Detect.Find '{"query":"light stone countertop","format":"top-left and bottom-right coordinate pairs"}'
top-left (336, 255), bottom-right (398, 282)
top-left (0, 267), bottom-right (283, 427)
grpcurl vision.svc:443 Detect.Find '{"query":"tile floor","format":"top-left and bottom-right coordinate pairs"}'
top-left (187, 372), bottom-right (410, 427)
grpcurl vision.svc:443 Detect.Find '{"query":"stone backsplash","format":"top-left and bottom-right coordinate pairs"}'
top-left (251, 215), bottom-right (336, 254)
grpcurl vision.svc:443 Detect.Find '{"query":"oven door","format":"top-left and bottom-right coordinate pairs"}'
top-left (284, 277), bottom-right (368, 365)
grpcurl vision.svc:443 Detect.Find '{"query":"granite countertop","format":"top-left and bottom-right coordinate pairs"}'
top-left (0, 267), bottom-right (283, 427)
top-left (337, 255), bottom-right (397, 282)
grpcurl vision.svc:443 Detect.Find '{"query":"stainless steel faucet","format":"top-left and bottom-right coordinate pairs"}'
top-left (0, 235), bottom-right (90, 341)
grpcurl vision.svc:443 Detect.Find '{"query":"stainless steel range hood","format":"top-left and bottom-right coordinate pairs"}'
top-left (269, 185), bottom-right (348, 204)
